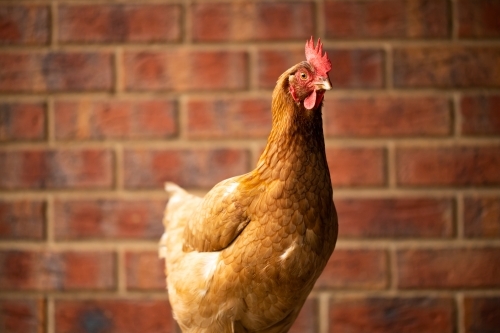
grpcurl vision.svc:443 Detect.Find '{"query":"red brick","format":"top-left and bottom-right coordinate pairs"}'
top-left (124, 148), bottom-right (250, 189)
top-left (464, 296), bottom-right (500, 333)
top-left (257, 48), bottom-right (384, 89)
top-left (324, 96), bottom-right (451, 137)
top-left (0, 200), bottom-right (45, 240)
top-left (335, 198), bottom-right (454, 238)
top-left (396, 145), bottom-right (500, 187)
top-left (54, 200), bottom-right (164, 240)
top-left (315, 249), bottom-right (388, 290)
top-left (186, 97), bottom-right (271, 139)
top-left (0, 149), bottom-right (114, 189)
top-left (460, 95), bottom-right (500, 136)
top-left (0, 298), bottom-right (45, 333)
top-left (458, 0), bottom-right (500, 38)
top-left (55, 299), bottom-right (175, 333)
top-left (397, 247), bottom-right (500, 288)
top-left (393, 47), bottom-right (500, 88)
top-left (58, 4), bottom-right (181, 43)
top-left (124, 50), bottom-right (247, 91)
top-left (0, 250), bottom-right (115, 291)
top-left (326, 147), bottom-right (386, 187)
top-left (0, 6), bottom-right (49, 45)
top-left (0, 102), bottom-right (46, 141)
top-left (125, 251), bottom-right (165, 291)
top-left (0, 52), bottom-right (113, 92)
top-left (289, 298), bottom-right (318, 333)
top-left (192, 2), bottom-right (313, 42)
top-left (329, 297), bottom-right (454, 333)
top-left (464, 196), bottom-right (500, 238)
top-left (324, 0), bottom-right (449, 39)
top-left (54, 99), bottom-right (178, 140)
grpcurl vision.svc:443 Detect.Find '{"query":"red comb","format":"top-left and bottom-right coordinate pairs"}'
top-left (305, 37), bottom-right (331, 77)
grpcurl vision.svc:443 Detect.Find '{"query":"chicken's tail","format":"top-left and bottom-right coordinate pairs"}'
top-left (164, 182), bottom-right (187, 198)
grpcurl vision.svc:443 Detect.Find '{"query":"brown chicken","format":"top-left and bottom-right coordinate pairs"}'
top-left (159, 37), bottom-right (338, 333)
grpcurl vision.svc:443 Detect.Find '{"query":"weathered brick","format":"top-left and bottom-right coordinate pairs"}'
top-left (0, 149), bottom-right (114, 190)
top-left (324, 0), bottom-right (449, 39)
top-left (458, 0), bottom-right (500, 38)
top-left (124, 148), bottom-right (250, 189)
top-left (186, 97), bottom-right (271, 139)
top-left (0, 200), bottom-right (45, 240)
top-left (464, 196), bottom-right (500, 238)
top-left (58, 4), bottom-right (181, 43)
top-left (460, 95), bottom-right (500, 136)
top-left (257, 48), bottom-right (384, 89)
top-left (192, 2), bottom-right (313, 42)
top-left (54, 99), bottom-right (178, 140)
top-left (335, 198), bottom-right (454, 238)
top-left (0, 250), bottom-right (115, 291)
top-left (329, 297), bottom-right (454, 333)
top-left (393, 47), bottom-right (500, 88)
top-left (55, 299), bottom-right (175, 333)
top-left (289, 298), bottom-right (318, 333)
top-left (326, 147), bottom-right (386, 187)
top-left (124, 50), bottom-right (247, 91)
top-left (0, 102), bottom-right (45, 142)
top-left (0, 6), bottom-right (49, 45)
top-left (315, 249), bottom-right (388, 290)
top-left (54, 200), bottom-right (164, 240)
top-left (396, 145), bottom-right (500, 187)
top-left (0, 298), bottom-right (45, 333)
top-left (464, 296), bottom-right (500, 333)
top-left (323, 96), bottom-right (451, 137)
top-left (125, 251), bottom-right (165, 291)
top-left (397, 247), bottom-right (500, 288)
top-left (0, 52), bottom-right (113, 93)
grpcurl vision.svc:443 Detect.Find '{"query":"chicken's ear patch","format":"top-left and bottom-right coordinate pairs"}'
top-left (305, 37), bottom-right (332, 77)
top-left (304, 90), bottom-right (316, 110)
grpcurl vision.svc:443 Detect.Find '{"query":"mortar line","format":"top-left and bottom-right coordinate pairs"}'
top-left (318, 292), bottom-right (330, 333)
top-left (456, 192), bottom-right (464, 239)
top-left (451, 0), bottom-right (459, 41)
top-left (46, 194), bottom-right (55, 246)
top-left (50, 1), bottom-right (58, 48)
top-left (47, 296), bottom-right (54, 333)
top-left (456, 292), bottom-right (465, 333)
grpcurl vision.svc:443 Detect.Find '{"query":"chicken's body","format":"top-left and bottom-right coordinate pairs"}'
top-left (160, 38), bottom-right (338, 333)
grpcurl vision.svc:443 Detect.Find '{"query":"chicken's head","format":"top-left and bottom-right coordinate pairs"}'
top-left (289, 37), bottom-right (332, 110)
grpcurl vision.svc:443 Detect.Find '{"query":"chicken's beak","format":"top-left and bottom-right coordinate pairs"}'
top-left (314, 76), bottom-right (332, 91)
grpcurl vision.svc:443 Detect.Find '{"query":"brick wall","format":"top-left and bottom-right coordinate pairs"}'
top-left (1, 1), bottom-right (499, 333)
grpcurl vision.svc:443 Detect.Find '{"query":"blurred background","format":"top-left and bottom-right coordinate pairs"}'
top-left (1, 0), bottom-right (499, 332)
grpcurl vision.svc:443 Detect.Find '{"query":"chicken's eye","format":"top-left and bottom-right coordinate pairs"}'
top-left (300, 72), bottom-right (308, 80)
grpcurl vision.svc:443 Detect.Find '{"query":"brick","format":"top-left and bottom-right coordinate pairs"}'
top-left (335, 198), bottom-right (454, 238)
top-left (124, 50), bottom-right (247, 91)
top-left (458, 0), bottom-right (500, 38)
top-left (125, 251), bottom-right (165, 291)
top-left (0, 6), bottom-right (49, 45)
top-left (326, 147), bottom-right (386, 187)
top-left (0, 102), bottom-right (46, 141)
top-left (54, 200), bottom-right (164, 240)
top-left (464, 196), bottom-right (500, 238)
top-left (329, 297), bottom-right (454, 333)
top-left (186, 97), bottom-right (271, 139)
top-left (124, 148), bottom-right (250, 189)
top-left (315, 249), bottom-right (387, 290)
top-left (0, 298), bottom-right (45, 333)
top-left (464, 296), bottom-right (500, 333)
top-left (192, 2), bottom-right (313, 42)
top-left (0, 250), bottom-right (115, 291)
top-left (0, 52), bottom-right (113, 93)
top-left (460, 95), bottom-right (500, 136)
top-left (54, 99), bottom-right (178, 140)
top-left (396, 145), bottom-right (500, 187)
top-left (0, 200), bottom-right (45, 240)
top-left (289, 298), bottom-right (318, 333)
top-left (0, 149), bottom-right (114, 189)
top-left (55, 299), bottom-right (175, 333)
top-left (58, 4), bottom-right (181, 43)
top-left (397, 247), bottom-right (500, 288)
top-left (324, 0), bottom-right (449, 39)
top-left (257, 48), bottom-right (384, 89)
top-left (323, 96), bottom-right (451, 137)
top-left (393, 47), bottom-right (500, 88)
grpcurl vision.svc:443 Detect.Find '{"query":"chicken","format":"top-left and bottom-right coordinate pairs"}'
top-left (159, 37), bottom-right (338, 333)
